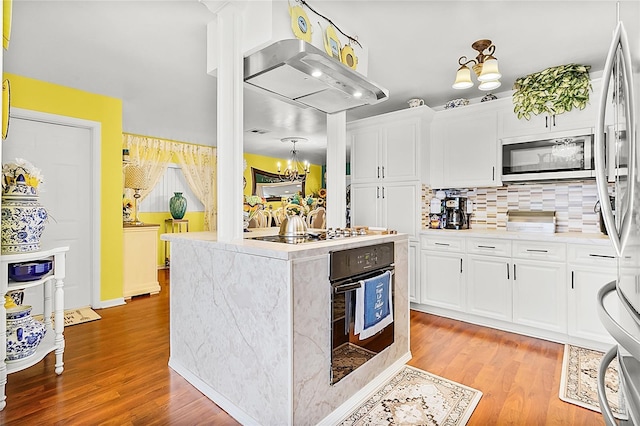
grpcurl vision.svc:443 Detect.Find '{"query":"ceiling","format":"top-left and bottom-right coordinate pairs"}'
top-left (4, 0), bottom-right (639, 165)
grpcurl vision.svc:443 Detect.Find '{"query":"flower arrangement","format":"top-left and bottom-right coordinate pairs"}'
top-left (243, 195), bottom-right (266, 224)
top-left (2, 158), bottom-right (44, 190)
top-left (284, 193), bottom-right (310, 216)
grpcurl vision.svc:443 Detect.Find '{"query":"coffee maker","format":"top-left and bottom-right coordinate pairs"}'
top-left (444, 197), bottom-right (469, 230)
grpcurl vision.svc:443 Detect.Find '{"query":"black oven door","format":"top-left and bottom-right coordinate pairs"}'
top-left (330, 266), bottom-right (394, 385)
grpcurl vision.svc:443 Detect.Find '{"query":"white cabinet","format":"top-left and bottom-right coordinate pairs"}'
top-left (349, 107), bottom-right (433, 184)
top-left (123, 224), bottom-right (161, 298)
top-left (567, 243), bottom-right (618, 344)
top-left (466, 238), bottom-right (512, 321)
top-left (430, 105), bottom-right (500, 188)
top-left (351, 181), bottom-right (420, 238)
top-left (349, 107), bottom-right (432, 239)
top-left (409, 241), bottom-right (420, 303)
top-left (498, 79), bottom-right (602, 139)
top-left (0, 246), bottom-right (69, 410)
top-left (420, 235), bottom-right (465, 311)
top-left (511, 241), bottom-right (567, 333)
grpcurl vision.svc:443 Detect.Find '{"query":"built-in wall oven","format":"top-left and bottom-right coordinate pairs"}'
top-left (329, 242), bottom-right (394, 385)
top-left (501, 128), bottom-right (595, 182)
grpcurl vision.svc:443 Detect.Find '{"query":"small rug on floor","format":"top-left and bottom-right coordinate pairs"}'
top-left (33, 307), bottom-right (101, 327)
top-left (559, 344), bottom-right (626, 419)
top-left (339, 365), bottom-right (482, 426)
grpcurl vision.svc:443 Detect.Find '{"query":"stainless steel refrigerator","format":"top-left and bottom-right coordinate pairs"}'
top-left (595, 3), bottom-right (640, 425)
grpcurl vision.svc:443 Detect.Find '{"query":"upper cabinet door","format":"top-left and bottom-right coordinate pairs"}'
top-left (349, 108), bottom-right (428, 184)
top-left (382, 119), bottom-right (420, 182)
top-left (440, 108), bottom-right (500, 188)
top-left (350, 127), bottom-right (381, 183)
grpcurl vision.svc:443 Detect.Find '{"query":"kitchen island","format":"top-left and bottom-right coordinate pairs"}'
top-left (161, 229), bottom-right (410, 425)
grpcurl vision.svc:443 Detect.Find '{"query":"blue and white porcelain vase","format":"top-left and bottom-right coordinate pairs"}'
top-left (5, 305), bottom-right (46, 362)
top-left (1, 183), bottom-right (48, 254)
top-left (169, 192), bottom-right (187, 220)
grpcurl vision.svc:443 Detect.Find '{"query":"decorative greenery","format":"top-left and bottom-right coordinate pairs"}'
top-left (512, 64), bottom-right (592, 120)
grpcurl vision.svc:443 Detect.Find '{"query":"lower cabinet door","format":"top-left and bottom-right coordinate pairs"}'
top-left (568, 267), bottom-right (618, 343)
top-left (512, 259), bottom-right (567, 333)
top-left (467, 255), bottom-right (512, 321)
top-left (421, 251), bottom-right (465, 311)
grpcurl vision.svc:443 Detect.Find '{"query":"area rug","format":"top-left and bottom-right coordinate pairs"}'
top-left (559, 344), bottom-right (627, 419)
top-left (339, 365), bottom-right (482, 425)
top-left (33, 307), bottom-right (101, 327)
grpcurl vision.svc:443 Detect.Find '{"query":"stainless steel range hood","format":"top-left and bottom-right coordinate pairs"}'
top-left (244, 39), bottom-right (389, 114)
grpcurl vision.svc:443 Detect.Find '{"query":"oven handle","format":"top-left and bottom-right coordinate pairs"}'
top-left (331, 265), bottom-right (395, 293)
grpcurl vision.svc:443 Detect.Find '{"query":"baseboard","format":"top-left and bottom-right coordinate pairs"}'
top-left (317, 351), bottom-right (412, 426)
top-left (168, 357), bottom-right (261, 426)
top-left (93, 297), bottom-right (126, 309)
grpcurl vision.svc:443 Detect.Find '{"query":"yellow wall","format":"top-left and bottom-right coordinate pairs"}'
top-left (4, 73), bottom-right (124, 302)
top-left (138, 211), bottom-right (205, 268)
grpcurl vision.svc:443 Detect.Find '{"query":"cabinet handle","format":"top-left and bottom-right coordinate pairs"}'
top-left (382, 166), bottom-right (385, 179)
top-left (507, 262), bottom-right (510, 280)
top-left (571, 271), bottom-right (574, 289)
top-left (434, 242), bottom-right (450, 246)
top-left (460, 258), bottom-right (463, 273)
top-left (553, 115), bottom-right (556, 127)
top-left (478, 245), bottom-right (495, 249)
top-left (513, 264), bottom-right (517, 280)
top-left (492, 166), bottom-right (495, 181)
top-left (382, 186), bottom-right (385, 199)
top-left (545, 116), bottom-right (549, 128)
top-left (589, 254), bottom-right (615, 259)
top-left (377, 186), bottom-right (380, 198)
top-left (377, 166), bottom-right (380, 179)
top-left (526, 249), bottom-right (548, 253)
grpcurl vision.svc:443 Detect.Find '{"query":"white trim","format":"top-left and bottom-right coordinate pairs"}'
top-left (168, 358), bottom-right (261, 426)
top-left (318, 352), bottom-right (412, 426)
top-left (94, 298), bottom-right (126, 309)
top-left (9, 107), bottom-right (102, 309)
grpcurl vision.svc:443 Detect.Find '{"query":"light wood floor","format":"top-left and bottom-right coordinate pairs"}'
top-left (0, 270), bottom-right (605, 425)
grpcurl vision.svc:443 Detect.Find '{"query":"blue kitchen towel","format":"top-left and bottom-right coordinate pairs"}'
top-left (354, 270), bottom-right (393, 340)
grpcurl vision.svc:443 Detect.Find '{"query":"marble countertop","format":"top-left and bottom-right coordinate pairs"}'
top-left (161, 227), bottom-right (409, 260)
top-left (419, 228), bottom-right (612, 245)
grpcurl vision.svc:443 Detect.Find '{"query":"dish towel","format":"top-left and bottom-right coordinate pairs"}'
top-left (354, 270), bottom-right (393, 340)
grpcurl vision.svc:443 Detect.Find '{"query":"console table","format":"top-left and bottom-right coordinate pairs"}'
top-left (164, 218), bottom-right (188, 267)
top-left (0, 245), bottom-right (69, 410)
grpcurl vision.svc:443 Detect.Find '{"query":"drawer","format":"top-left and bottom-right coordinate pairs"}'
top-left (512, 240), bottom-right (566, 262)
top-left (467, 238), bottom-right (511, 257)
top-left (567, 243), bottom-right (617, 267)
top-left (421, 234), bottom-right (465, 252)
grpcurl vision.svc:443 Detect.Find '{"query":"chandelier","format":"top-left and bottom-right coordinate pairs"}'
top-left (277, 137), bottom-right (310, 182)
top-left (452, 39), bottom-right (502, 91)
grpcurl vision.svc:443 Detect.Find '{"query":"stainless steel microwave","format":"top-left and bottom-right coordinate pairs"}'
top-left (501, 128), bottom-right (595, 183)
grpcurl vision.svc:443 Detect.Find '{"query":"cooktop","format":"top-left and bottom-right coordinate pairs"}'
top-left (249, 228), bottom-right (368, 244)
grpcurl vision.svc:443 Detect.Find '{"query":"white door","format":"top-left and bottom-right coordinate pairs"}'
top-left (4, 116), bottom-right (93, 311)
top-left (350, 184), bottom-right (381, 229)
top-left (467, 255), bottom-right (512, 321)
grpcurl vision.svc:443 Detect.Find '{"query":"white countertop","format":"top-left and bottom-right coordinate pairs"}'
top-left (161, 227), bottom-right (409, 260)
top-left (419, 228), bottom-right (612, 245)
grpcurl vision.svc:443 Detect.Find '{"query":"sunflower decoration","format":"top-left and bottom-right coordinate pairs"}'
top-left (243, 195), bottom-right (266, 222)
top-left (318, 188), bottom-right (327, 198)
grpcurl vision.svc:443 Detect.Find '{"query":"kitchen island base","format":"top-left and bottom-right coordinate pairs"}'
top-left (164, 232), bottom-right (410, 425)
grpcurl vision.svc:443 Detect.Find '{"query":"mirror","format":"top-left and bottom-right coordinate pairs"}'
top-left (251, 168), bottom-right (305, 202)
